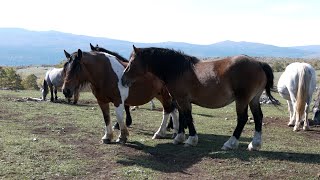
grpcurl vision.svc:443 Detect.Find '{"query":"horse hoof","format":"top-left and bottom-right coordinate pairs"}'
top-left (101, 139), bottom-right (112, 144)
top-left (184, 143), bottom-right (192, 147)
top-left (303, 127), bottom-right (310, 131)
top-left (171, 133), bottom-right (177, 139)
top-left (247, 142), bottom-right (261, 151)
top-left (288, 124), bottom-right (294, 127)
top-left (293, 126), bottom-right (300, 131)
top-left (152, 134), bottom-right (164, 139)
top-left (173, 139), bottom-right (182, 145)
top-left (116, 138), bottom-right (127, 144)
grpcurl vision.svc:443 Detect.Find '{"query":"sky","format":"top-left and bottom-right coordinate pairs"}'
top-left (0, 0), bottom-right (319, 47)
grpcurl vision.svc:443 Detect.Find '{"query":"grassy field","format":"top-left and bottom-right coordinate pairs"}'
top-left (0, 89), bottom-right (319, 179)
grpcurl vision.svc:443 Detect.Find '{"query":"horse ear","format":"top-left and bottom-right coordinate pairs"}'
top-left (64, 50), bottom-right (71, 59)
top-left (90, 43), bottom-right (95, 51)
top-left (77, 49), bottom-right (83, 59)
top-left (133, 45), bottom-right (139, 53)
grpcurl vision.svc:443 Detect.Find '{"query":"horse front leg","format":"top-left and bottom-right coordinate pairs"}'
top-left (49, 85), bottom-right (54, 102)
top-left (73, 88), bottom-right (80, 104)
top-left (54, 87), bottom-right (58, 101)
top-left (97, 101), bottom-right (113, 144)
top-left (115, 103), bottom-right (129, 144)
top-left (173, 110), bottom-right (186, 145)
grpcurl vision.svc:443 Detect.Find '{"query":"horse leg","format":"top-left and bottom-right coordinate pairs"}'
top-left (112, 105), bottom-right (131, 130)
top-left (222, 102), bottom-right (248, 150)
top-left (248, 96), bottom-right (263, 151)
top-left (125, 105), bottom-right (132, 127)
top-left (184, 108), bottom-right (198, 147)
top-left (152, 110), bottom-right (170, 139)
top-left (167, 116), bottom-right (174, 131)
top-left (54, 86), bottom-right (58, 101)
top-left (150, 100), bottom-right (156, 110)
top-left (115, 104), bottom-right (129, 143)
top-left (97, 101), bottom-right (113, 144)
top-left (49, 86), bottom-right (54, 102)
top-left (303, 98), bottom-right (311, 131)
top-left (287, 100), bottom-right (295, 127)
top-left (73, 88), bottom-right (80, 104)
top-left (173, 110), bottom-right (186, 145)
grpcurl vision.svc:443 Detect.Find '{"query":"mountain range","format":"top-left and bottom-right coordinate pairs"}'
top-left (0, 28), bottom-right (319, 66)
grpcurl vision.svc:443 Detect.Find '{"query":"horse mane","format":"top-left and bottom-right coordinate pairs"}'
top-left (91, 45), bottom-right (129, 62)
top-left (137, 47), bottom-right (200, 82)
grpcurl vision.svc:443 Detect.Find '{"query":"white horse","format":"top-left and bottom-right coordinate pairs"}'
top-left (277, 62), bottom-right (316, 131)
top-left (42, 68), bottom-right (79, 103)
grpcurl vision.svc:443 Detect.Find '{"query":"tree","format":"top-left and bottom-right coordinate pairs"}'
top-left (0, 67), bottom-right (23, 89)
top-left (22, 74), bottom-right (39, 90)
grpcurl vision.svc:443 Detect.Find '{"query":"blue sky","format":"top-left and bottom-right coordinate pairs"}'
top-left (1, 0), bottom-right (319, 46)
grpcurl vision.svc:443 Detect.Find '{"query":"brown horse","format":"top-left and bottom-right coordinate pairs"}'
top-left (122, 46), bottom-right (277, 150)
top-left (62, 48), bottom-right (178, 144)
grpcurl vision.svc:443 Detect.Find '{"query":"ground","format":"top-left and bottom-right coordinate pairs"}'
top-left (0, 90), bottom-right (319, 179)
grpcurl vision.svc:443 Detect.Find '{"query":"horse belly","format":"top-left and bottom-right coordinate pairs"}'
top-left (191, 88), bottom-right (234, 108)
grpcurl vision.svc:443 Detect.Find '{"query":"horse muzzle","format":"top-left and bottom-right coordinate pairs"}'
top-left (63, 88), bottom-right (72, 98)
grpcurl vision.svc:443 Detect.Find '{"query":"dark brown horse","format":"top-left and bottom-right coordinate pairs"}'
top-left (122, 46), bottom-right (277, 150)
top-left (62, 48), bottom-right (178, 144)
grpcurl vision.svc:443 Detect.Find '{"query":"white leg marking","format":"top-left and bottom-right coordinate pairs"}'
top-left (102, 122), bottom-right (113, 142)
top-left (153, 111), bottom-right (169, 139)
top-left (171, 109), bottom-right (179, 135)
top-left (184, 135), bottom-right (199, 147)
top-left (173, 133), bottom-right (185, 145)
top-left (221, 136), bottom-right (239, 150)
top-left (248, 131), bottom-right (262, 151)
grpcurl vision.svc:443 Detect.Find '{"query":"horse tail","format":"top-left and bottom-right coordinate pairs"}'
top-left (296, 65), bottom-right (309, 121)
top-left (260, 62), bottom-right (278, 104)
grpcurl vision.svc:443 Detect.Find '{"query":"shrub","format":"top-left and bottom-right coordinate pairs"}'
top-left (22, 74), bottom-right (39, 90)
top-left (0, 67), bottom-right (23, 90)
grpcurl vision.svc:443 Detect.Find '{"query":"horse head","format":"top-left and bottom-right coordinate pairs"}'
top-left (62, 49), bottom-right (84, 99)
top-left (122, 45), bottom-right (147, 87)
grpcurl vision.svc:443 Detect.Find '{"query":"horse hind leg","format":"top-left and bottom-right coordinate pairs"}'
top-left (248, 96), bottom-right (263, 151)
top-left (115, 104), bottom-right (129, 144)
top-left (222, 101), bottom-right (248, 150)
top-left (98, 101), bottom-right (113, 144)
top-left (287, 100), bottom-right (295, 127)
top-left (303, 98), bottom-right (311, 131)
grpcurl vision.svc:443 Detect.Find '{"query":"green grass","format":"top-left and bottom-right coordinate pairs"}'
top-left (0, 90), bottom-right (319, 179)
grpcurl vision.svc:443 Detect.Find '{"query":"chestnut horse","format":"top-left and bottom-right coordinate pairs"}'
top-left (122, 46), bottom-right (277, 150)
top-left (62, 49), bottom-right (178, 144)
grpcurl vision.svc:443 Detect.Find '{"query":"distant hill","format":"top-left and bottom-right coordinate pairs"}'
top-left (0, 28), bottom-right (319, 66)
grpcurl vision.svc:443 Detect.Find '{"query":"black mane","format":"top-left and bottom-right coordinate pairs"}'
top-left (92, 45), bottom-right (129, 62)
top-left (136, 47), bottom-right (200, 82)
top-left (64, 51), bottom-right (90, 89)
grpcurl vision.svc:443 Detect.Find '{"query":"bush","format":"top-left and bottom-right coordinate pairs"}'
top-left (22, 74), bottom-right (39, 90)
top-left (0, 67), bottom-right (23, 90)
top-left (272, 61), bottom-right (285, 72)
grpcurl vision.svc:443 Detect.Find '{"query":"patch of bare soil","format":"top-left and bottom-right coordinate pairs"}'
top-left (263, 117), bottom-right (320, 139)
